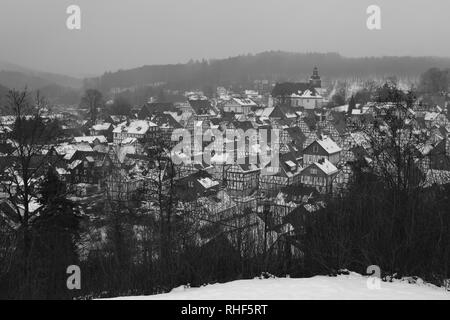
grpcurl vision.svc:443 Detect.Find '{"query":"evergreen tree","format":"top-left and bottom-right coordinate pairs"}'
top-left (29, 168), bottom-right (81, 299)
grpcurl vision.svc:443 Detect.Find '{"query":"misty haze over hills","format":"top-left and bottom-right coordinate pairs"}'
top-left (1, 51), bottom-right (450, 102)
top-left (0, 60), bottom-right (83, 89)
top-left (83, 52), bottom-right (450, 92)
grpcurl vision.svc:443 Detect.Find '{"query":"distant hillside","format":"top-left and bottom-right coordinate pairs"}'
top-left (0, 81), bottom-right (81, 109)
top-left (0, 60), bottom-right (34, 74)
top-left (93, 52), bottom-right (450, 92)
top-left (0, 70), bottom-right (82, 91)
top-left (0, 60), bottom-right (83, 90)
top-left (0, 70), bottom-right (53, 90)
top-left (0, 83), bottom-right (10, 111)
top-left (0, 60), bottom-right (83, 104)
top-left (36, 84), bottom-right (81, 105)
top-left (0, 83), bottom-right (8, 95)
top-left (0, 82), bottom-right (9, 97)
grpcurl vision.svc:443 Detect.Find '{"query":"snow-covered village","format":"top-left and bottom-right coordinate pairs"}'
top-left (0, 0), bottom-right (450, 304)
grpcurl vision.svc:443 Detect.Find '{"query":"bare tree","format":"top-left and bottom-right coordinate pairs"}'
top-left (0, 89), bottom-right (63, 297)
top-left (80, 89), bottom-right (103, 123)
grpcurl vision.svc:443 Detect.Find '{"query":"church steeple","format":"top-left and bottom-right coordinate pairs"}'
top-left (309, 66), bottom-right (321, 88)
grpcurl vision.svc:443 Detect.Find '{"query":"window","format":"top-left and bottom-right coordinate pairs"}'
top-left (313, 145), bottom-right (318, 153)
top-left (311, 168), bottom-right (317, 175)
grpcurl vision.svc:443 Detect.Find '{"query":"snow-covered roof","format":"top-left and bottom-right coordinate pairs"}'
top-left (0, 126), bottom-right (13, 133)
top-left (314, 159), bottom-right (338, 175)
top-left (74, 136), bottom-right (107, 144)
top-left (197, 177), bottom-right (219, 189)
top-left (315, 137), bottom-right (342, 154)
top-left (290, 88), bottom-right (322, 98)
top-left (424, 112), bottom-right (440, 121)
top-left (54, 143), bottom-right (93, 160)
top-left (255, 107), bottom-right (274, 118)
top-left (113, 120), bottom-right (157, 135)
top-left (92, 123), bottom-right (112, 131)
top-left (55, 167), bottom-right (69, 175)
top-left (68, 159), bottom-right (83, 170)
top-left (301, 89), bottom-right (321, 98)
top-left (285, 160), bottom-right (296, 168)
top-left (232, 97), bottom-right (258, 106)
top-left (121, 137), bottom-right (138, 145)
top-left (110, 115), bottom-right (128, 122)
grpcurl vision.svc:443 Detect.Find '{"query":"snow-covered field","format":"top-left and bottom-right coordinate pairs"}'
top-left (110, 273), bottom-right (450, 300)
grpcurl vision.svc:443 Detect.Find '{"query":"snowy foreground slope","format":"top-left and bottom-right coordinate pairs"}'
top-left (109, 273), bottom-right (450, 300)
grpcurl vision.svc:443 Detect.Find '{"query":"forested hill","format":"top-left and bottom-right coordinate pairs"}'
top-left (93, 52), bottom-right (450, 91)
top-left (0, 83), bottom-right (9, 105)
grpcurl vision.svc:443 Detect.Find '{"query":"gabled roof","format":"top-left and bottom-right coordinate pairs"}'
top-left (91, 123), bottom-right (112, 131)
top-left (424, 112), bottom-right (440, 121)
top-left (291, 88), bottom-right (321, 98)
top-left (189, 99), bottom-right (216, 116)
top-left (175, 171), bottom-right (219, 199)
top-left (74, 136), bottom-right (107, 144)
top-left (311, 136), bottom-right (342, 154)
top-left (228, 97), bottom-right (258, 107)
top-left (272, 82), bottom-right (312, 97)
top-left (150, 113), bottom-right (182, 129)
top-left (113, 120), bottom-right (157, 135)
top-left (138, 102), bottom-right (177, 119)
top-left (197, 177), bottom-right (220, 189)
top-left (312, 159), bottom-right (338, 175)
top-left (68, 159), bottom-right (83, 170)
top-left (255, 107), bottom-right (275, 118)
top-left (279, 105), bottom-right (299, 118)
top-left (277, 152), bottom-right (302, 178)
top-left (53, 143), bottom-right (94, 160)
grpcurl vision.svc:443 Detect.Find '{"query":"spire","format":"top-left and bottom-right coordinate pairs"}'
top-left (312, 66), bottom-right (319, 79)
top-left (309, 66), bottom-right (322, 88)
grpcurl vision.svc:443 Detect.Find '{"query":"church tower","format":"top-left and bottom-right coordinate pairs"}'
top-left (309, 66), bottom-right (322, 88)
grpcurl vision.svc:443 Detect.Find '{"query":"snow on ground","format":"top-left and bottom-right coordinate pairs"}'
top-left (109, 272), bottom-right (450, 300)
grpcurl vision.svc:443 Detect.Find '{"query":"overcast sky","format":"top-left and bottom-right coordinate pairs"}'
top-left (0, 0), bottom-right (449, 77)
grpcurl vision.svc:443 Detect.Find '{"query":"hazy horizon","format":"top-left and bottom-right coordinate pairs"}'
top-left (1, 0), bottom-right (450, 77)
